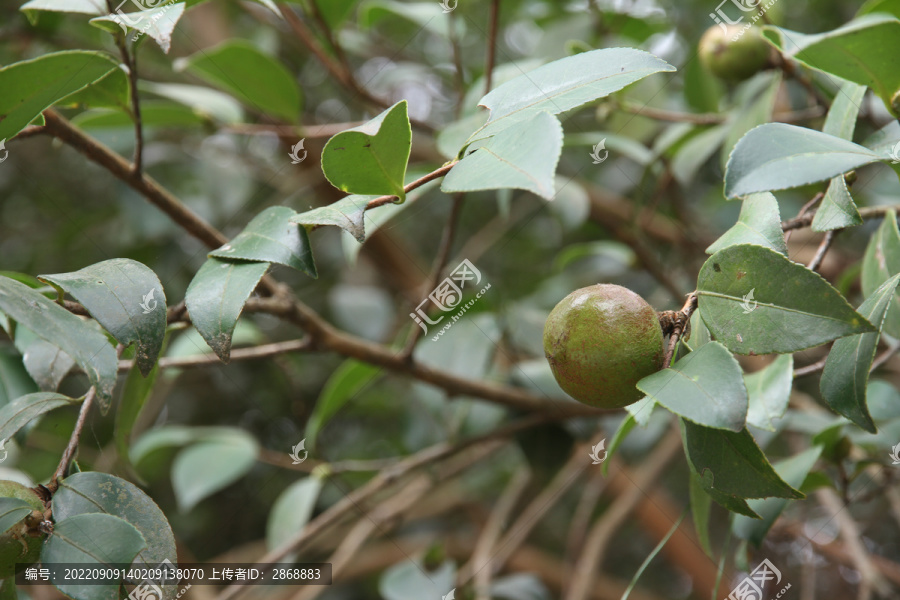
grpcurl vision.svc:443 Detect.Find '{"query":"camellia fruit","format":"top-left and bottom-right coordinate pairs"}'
top-left (698, 24), bottom-right (772, 82)
top-left (543, 284), bottom-right (665, 409)
top-left (0, 480), bottom-right (46, 578)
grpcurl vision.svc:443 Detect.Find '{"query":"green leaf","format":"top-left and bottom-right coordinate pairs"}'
top-left (142, 82), bottom-right (244, 124)
top-left (90, 3), bottom-right (186, 54)
top-left (620, 513), bottom-right (685, 600)
top-left (688, 470), bottom-right (713, 557)
top-left (820, 274), bottom-right (900, 432)
top-left (861, 211), bottom-right (900, 338)
top-left (290, 195), bottom-right (373, 243)
top-left (823, 81), bottom-right (867, 139)
top-left (316, 0), bottom-right (358, 27)
top-left (791, 15), bottom-right (900, 117)
top-left (0, 277), bottom-right (117, 410)
top-left (209, 207), bottom-right (316, 277)
top-left (379, 559), bottom-right (456, 600)
top-left (54, 472), bottom-right (177, 578)
top-left (0, 51), bottom-right (118, 142)
top-left (745, 355), bottom-right (793, 432)
top-left (184, 259), bottom-right (269, 362)
top-left (625, 395), bottom-right (656, 427)
top-left (733, 446), bottom-right (823, 545)
top-left (0, 347), bottom-right (38, 408)
top-left (306, 359), bottom-right (381, 451)
top-left (176, 40), bottom-right (301, 121)
top-left (116, 361), bottom-right (160, 478)
top-left (697, 244), bottom-right (875, 354)
top-left (0, 392), bottom-right (80, 442)
top-left (442, 111), bottom-right (563, 200)
top-left (812, 176), bottom-right (863, 232)
top-left (40, 259), bottom-right (166, 377)
top-left (681, 420), bottom-right (804, 500)
top-left (671, 124), bottom-right (728, 187)
top-left (43, 513), bottom-right (146, 600)
top-left (721, 73), bottom-right (782, 170)
top-left (72, 102), bottom-right (207, 129)
top-left (20, 0), bottom-right (105, 24)
top-left (0, 497), bottom-right (34, 535)
top-left (171, 428), bottom-right (259, 512)
top-left (724, 123), bottom-right (883, 199)
top-left (321, 101), bottom-right (411, 198)
top-left (14, 330), bottom-right (74, 393)
top-left (470, 48), bottom-right (675, 140)
top-left (61, 67), bottom-right (130, 111)
top-left (637, 342), bottom-right (747, 431)
top-left (601, 414), bottom-right (636, 477)
top-left (684, 452), bottom-right (759, 519)
top-left (706, 193), bottom-right (788, 256)
top-left (266, 477), bottom-right (322, 560)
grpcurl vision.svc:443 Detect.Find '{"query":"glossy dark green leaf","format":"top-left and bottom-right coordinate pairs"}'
top-left (706, 193), bottom-right (788, 256)
top-left (0, 277), bottom-right (117, 410)
top-left (471, 48), bottom-right (675, 140)
top-left (0, 497), bottom-right (34, 535)
top-left (733, 446), bottom-right (823, 545)
top-left (210, 207), bottom-right (316, 277)
top-left (290, 195), bottom-right (374, 243)
top-left (745, 355), bottom-right (793, 432)
top-left (306, 359), bottom-right (381, 451)
top-left (40, 259), bottom-right (166, 377)
top-left (821, 274), bottom-right (900, 432)
top-left (54, 472), bottom-right (177, 581)
top-left (43, 513), bottom-right (146, 600)
top-left (0, 392), bottom-right (80, 442)
top-left (90, 3), bottom-right (186, 54)
top-left (0, 51), bottom-right (118, 142)
top-left (682, 420), bottom-right (804, 500)
top-left (792, 16), bottom-right (900, 116)
top-left (171, 428), bottom-right (259, 512)
top-left (687, 455), bottom-right (759, 519)
top-left (177, 40), bottom-right (301, 121)
top-left (321, 101), bottom-right (411, 198)
top-left (861, 211), bottom-right (900, 338)
top-left (637, 342), bottom-right (747, 432)
top-left (697, 245), bottom-right (875, 354)
top-left (443, 112), bottom-right (563, 200)
top-left (724, 124), bottom-right (882, 198)
top-left (184, 259), bottom-right (269, 362)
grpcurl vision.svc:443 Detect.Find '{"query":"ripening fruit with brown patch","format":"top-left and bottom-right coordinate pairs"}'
top-left (543, 284), bottom-right (664, 409)
top-left (698, 25), bottom-right (772, 82)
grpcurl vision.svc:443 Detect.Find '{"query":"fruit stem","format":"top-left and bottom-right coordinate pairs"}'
top-left (660, 292), bottom-right (698, 369)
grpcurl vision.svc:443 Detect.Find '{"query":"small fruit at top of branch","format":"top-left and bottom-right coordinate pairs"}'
top-left (0, 480), bottom-right (47, 578)
top-left (699, 25), bottom-right (772, 82)
top-left (543, 284), bottom-right (665, 409)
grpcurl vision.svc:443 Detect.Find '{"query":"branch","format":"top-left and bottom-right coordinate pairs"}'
top-left (117, 338), bottom-right (313, 372)
top-left (363, 162), bottom-right (458, 211)
top-left (48, 387), bottom-right (97, 493)
top-left (807, 230), bottom-right (838, 272)
top-left (661, 292), bottom-right (698, 369)
top-left (564, 427), bottom-right (683, 600)
top-left (783, 203), bottom-right (894, 233)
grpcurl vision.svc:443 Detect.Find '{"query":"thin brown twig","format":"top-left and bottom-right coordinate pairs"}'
top-left (662, 293), bottom-right (698, 369)
top-left (48, 387), bottom-right (97, 493)
top-left (807, 230), bottom-right (838, 272)
top-left (108, 12), bottom-right (143, 176)
top-left (783, 205), bottom-right (894, 233)
top-left (401, 194), bottom-right (465, 359)
top-left (117, 338), bottom-right (313, 372)
top-left (793, 339), bottom-right (900, 378)
top-left (484, 0), bottom-right (500, 95)
top-left (784, 192), bottom-right (825, 243)
top-left (364, 162), bottom-right (458, 210)
top-left (616, 100), bottom-right (824, 125)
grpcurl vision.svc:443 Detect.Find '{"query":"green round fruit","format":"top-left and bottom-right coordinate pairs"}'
top-left (543, 284), bottom-right (664, 409)
top-left (698, 25), bottom-right (772, 82)
top-left (0, 480), bottom-right (45, 578)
